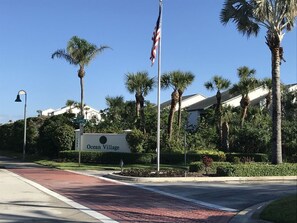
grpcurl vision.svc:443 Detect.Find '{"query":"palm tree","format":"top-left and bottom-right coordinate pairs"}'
top-left (221, 0), bottom-right (297, 165)
top-left (230, 66), bottom-right (259, 127)
top-left (105, 95), bottom-right (125, 122)
top-left (65, 99), bottom-right (78, 113)
top-left (125, 71), bottom-right (155, 132)
top-left (204, 75), bottom-right (231, 148)
top-left (177, 72), bottom-right (195, 130)
top-left (161, 70), bottom-right (195, 140)
top-left (52, 36), bottom-right (109, 119)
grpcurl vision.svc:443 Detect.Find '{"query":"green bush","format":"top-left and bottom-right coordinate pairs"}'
top-left (216, 163), bottom-right (297, 177)
top-left (121, 168), bottom-right (186, 177)
top-left (52, 124), bottom-right (75, 151)
top-left (226, 153), bottom-right (268, 163)
top-left (59, 151), bottom-right (155, 165)
top-left (228, 110), bottom-right (272, 154)
top-left (282, 120), bottom-right (297, 163)
top-left (217, 166), bottom-right (235, 176)
top-left (38, 115), bottom-right (75, 157)
top-left (126, 129), bottom-right (145, 153)
top-left (158, 151), bottom-right (226, 165)
top-left (189, 161), bottom-right (230, 174)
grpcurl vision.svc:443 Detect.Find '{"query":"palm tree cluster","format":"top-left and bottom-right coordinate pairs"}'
top-left (50, 0), bottom-right (296, 164)
top-left (221, 0), bottom-right (297, 164)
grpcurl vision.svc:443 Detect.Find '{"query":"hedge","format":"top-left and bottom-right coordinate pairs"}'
top-left (59, 151), bottom-right (227, 165)
top-left (59, 151), bottom-right (155, 164)
top-left (216, 163), bottom-right (297, 177)
top-left (189, 161), bottom-right (230, 174)
top-left (226, 153), bottom-right (269, 163)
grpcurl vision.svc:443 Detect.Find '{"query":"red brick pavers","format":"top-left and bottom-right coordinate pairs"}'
top-left (10, 168), bottom-right (235, 223)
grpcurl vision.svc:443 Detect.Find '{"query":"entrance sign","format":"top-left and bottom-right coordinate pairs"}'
top-left (75, 132), bottom-right (131, 153)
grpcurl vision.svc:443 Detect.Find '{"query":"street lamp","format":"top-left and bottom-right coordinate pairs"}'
top-left (15, 90), bottom-right (27, 161)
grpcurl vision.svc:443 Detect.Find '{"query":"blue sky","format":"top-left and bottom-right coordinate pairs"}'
top-left (0, 0), bottom-right (296, 123)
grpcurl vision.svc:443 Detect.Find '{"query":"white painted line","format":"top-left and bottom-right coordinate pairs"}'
top-left (72, 170), bottom-right (238, 212)
top-left (7, 170), bottom-right (119, 223)
top-left (135, 184), bottom-right (238, 212)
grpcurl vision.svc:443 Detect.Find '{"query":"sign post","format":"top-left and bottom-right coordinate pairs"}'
top-left (74, 115), bottom-right (86, 167)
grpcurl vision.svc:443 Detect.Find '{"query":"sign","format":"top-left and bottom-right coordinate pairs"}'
top-left (75, 132), bottom-right (131, 153)
top-left (74, 116), bottom-right (87, 124)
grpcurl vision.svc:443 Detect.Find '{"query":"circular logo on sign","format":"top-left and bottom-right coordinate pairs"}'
top-left (99, 136), bottom-right (107, 144)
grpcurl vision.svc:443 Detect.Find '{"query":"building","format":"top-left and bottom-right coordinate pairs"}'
top-left (40, 105), bottom-right (101, 122)
top-left (186, 83), bottom-right (297, 128)
top-left (160, 93), bottom-right (206, 110)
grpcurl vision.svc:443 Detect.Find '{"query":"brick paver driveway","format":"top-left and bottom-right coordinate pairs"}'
top-left (10, 168), bottom-right (235, 223)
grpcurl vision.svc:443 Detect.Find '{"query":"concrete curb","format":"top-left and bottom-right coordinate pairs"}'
top-left (106, 173), bottom-right (297, 183)
top-left (229, 201), bottom-right (273, 223)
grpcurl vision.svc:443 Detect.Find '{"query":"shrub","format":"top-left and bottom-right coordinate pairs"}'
top-left (59, 151), bottom-right (155, 165)
top-left (202, 156), bottom-right (213, 174)
top-left (226, 153), bottom-right (268, 163)
top-left (189, 161), bottom-right (230, 174)
top-left (217, 166), bottom-right (235, 176)
top-left (52, 124), bottom-right (75, 151)
top-left (126, 129), bottom-right (145, 153)
top-left (216, 163), bottom-right (297, 177)
top-left (230, 113), bottom-right (272, 153)
top-left (121, 168), bottom-right (186, 177)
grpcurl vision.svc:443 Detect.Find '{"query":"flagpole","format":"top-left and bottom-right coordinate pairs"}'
top-left (156, 0), bottom-right (162, 172)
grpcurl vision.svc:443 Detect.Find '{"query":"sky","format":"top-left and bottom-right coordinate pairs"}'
top-left (0, 0), bottom-right (296, 124)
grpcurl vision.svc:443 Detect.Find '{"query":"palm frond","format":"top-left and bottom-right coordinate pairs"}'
top-left (204, 81), bottom-right (214, 90)
top-left (51, 49), bottom-right (77, 65)
top-left (221, 0), bottom-right (260, 37)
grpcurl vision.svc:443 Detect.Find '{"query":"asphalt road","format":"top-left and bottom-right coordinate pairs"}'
top-left (134, 181), bottom-right (297, 211)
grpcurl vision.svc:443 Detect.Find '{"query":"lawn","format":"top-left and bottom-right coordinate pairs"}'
top-left (260, 194), bottom-right (297, 223)
top-left (36, 159), bottom-right (187, 171)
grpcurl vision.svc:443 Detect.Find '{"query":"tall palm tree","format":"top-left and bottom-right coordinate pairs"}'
top-left (177, 72), bottom-right (195, 130)
top-left (52, 36), bottom-right (109, 118)
top-left (230, 66), bottom-right (259, 127)
top-left (204, 75), bottom-right (231, 148)
top-left (221, 0), bottom-right (297, 164)
top-left (161, 70), bottom-right (195, 140)
top-left (125, 71), bottom-right (155, 132)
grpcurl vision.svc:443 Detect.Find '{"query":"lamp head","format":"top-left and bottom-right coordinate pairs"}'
top-left (15, 94), bottom-right (22, 102)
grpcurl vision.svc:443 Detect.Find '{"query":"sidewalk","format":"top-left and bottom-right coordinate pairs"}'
top-left (0, 168), bottom-right (98, 223)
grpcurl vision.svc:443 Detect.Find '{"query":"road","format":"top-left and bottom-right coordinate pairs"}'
top-left (134, 181), bottom-right (297, 211)
top-left (0, 157), bottom-right (296, 222)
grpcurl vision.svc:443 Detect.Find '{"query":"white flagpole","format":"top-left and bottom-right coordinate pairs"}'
top-left (157, 0), bottom-right (163, 172)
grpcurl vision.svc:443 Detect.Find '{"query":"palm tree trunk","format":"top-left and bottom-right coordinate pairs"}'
top-left (168, 90), bottom-right (178, 140)
top-left (240, 96), bottom-right (250, 128)
top-left (135, 93), bottom-right (141, 117)
top-left (216, 91), bottom-right (223, 148)
top-left (270, 44), bottom-right (282, 164)
top-left (241, 106), bottom-right (248, 128)
top-left (222, 121), bottom-right (229, 152)
top-left (177, 94), bottom-right (182, 131)
top-left (139, 95), bottom-right (146, 133)
top-left (80, 77), bottom-right (84, 117)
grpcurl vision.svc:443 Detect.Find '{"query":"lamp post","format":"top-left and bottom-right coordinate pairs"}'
top-left (15, 90), bottom-right (27, 161)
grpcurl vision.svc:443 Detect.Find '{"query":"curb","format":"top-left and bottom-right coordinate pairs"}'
top-left (106, 173), bottom-right (297, 183)
top-left (229, 201), bottom-right (273, 223)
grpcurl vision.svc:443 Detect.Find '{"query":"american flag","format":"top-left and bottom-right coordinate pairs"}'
top-left (150, 3), bottom-right (162, 66)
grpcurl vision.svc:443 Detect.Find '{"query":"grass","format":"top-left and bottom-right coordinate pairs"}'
top-left (35, 160), bottom-right (121, 170)
top-left (36, 159), bottom-right (188, 171)
top-left (260, 194), bottom-right (297, 223)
